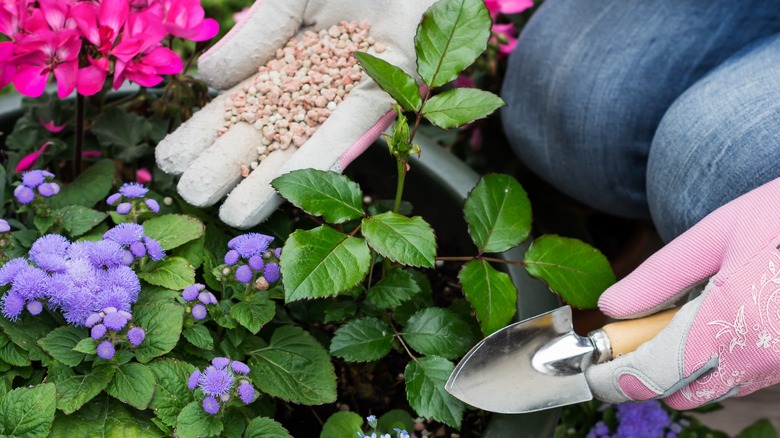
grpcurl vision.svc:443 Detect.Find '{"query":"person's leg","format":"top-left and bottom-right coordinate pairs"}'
top-left (501, 0), bottom-right (780, 219)
top-left (648, 33), bottom-right (780, 242)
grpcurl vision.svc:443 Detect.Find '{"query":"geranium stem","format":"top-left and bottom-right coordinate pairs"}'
top-left (74, 93), bottom-right (85, 176)
top-left (393, 158), bottom-right (407, 213)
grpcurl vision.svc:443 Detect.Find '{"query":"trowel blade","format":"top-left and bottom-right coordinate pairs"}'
top-left (445, 306), bottom-right (595, 414)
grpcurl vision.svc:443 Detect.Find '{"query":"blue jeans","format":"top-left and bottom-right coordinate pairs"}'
top-left (501, 0), bottom-right (780, 241)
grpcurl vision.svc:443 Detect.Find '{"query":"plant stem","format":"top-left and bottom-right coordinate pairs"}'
top-left (74, 93), bottom-right (85, 176)
top-left (393, 158), bottom-right (407, 214)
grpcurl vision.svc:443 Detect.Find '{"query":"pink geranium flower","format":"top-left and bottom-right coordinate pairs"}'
top-left (136, 167), bottom-right (152, 184)
top-left (113, 45), bottom-right (183, 89)
top-left (484, 0), bottom-right (533, 17)
top-left (159, 0), bottom-right (218, 41)
top-left (492, 22), bottom-right (518, 55)
top-left (13, 29), bottom-right (81, 98)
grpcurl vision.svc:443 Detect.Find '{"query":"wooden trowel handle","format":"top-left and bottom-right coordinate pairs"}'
top-left (597, 307), bottom-right (680, 360)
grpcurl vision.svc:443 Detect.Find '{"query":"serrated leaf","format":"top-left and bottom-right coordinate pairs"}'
top-left (142, 214), bottom-right (205, 251)
top-left (48, 363), bottom-right (115, 414)
top-left (415, 0), bottom-right (491, 87)
top-left (402, 308), bottom-right (474, 359)
top-left (175, 401), bottom-right (223, 438)
top-left (0, 313), bottom-right (58, 361)
top-left (55, 206), bottom-right (107, 237)
top-left (458, 259), bottom-right (517, 336)
top-left (244, 417), bottom-right (293, 438)
top-left (132, 302), bottom-right (184, 363)
top-left (422, 88), bottom-right (505, 129)
top-left (248, 326), bottom-right (336, 405)
top-left (137, 256), bottom-right (195, 290)
top-left (229, 293), bottom-right (275, 334)
top-left (49, 159), bottom-right (115, 209)
top-left (106, 362), bottom-right (156, 410)
top-left (405, 356), bottom-right (464, 428)
top-left (272, 169), bottom-right (364, 224)
top-left (0, 339), bottom-right (30, 367)
top-left (354, 52), bottom-right (422, 111)
top-left (148, 359), bottom-right (196, 427)
top-left (366, 268), bottom-right (421, 309)
top-left (0, 383), bottom-right (56, 438)
top-left (49, 394), bottom-right (162, 438)
top-left (329, 317), bottom-right (394, 362)
top-left (182, 324), bottom-right (214, 350)
top-left (523, 235), bottom-right (616, 309)
top-left (281, 226), bottom-right (370, 302)
top-left (464, 174), bottom-right (531, 253)
top-left (72, 338), bottom-right (97, 355)
top-left (377, 410), bottom-right (416, 436)
top-left (320, 411), bottom-right (363, 438)
top-left (37, 326), bottom-right (88, 366)
top-left (362, 212), bottom-right (436, 268)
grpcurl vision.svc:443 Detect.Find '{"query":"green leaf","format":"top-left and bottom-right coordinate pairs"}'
top-left (405, 356), bottom-right (464, 428)
top-left (48, 363), bottom-right (115, 414)
top-left (49, 159), bottom-right (115, 209)
top-left (55, 206), bottom-right (107, 238)
top-left (422, 88), bottom-right (505, 129)
top-left (329, 317), bottom-right (394, 362)
top-left (249, 326), bottom-right (337, 405)
top-left (182, 325), bottom-right (214, 350)
top-left (91, 108), bottom-right (149, 149)
top-left (464, 174), bottom-right (531, 253)
top-left (523, 235), bottom-right (616, 309)
top-left (0, 313), bottom-right (58, 361)
top-left (244, 417), bottom-right (293, 438)
top-left (106, 362), bottom-right (156, 410)
top-left (72, 338), bottom-right (97, 355)
top-left (354, 52), bottom-right (422, 111)
top-left (175, 401), bottom-right (223, 438)
top-left (143, 214), bottom-right (205, 251)
top-left (458, 259), bottom-right (517, 336)
top-left (0, 383), bottom-right (56, 438)
top-left (137, 256), bottom-right (195, 290)
top-left (271, 169), bottom-right (364, 224)
top-left (229, 293), bottom-right (275, 334)
top-left (320, 411), bottom-right (363, 438)
top-left (49, 395), bottom-right (162, 438)
top-left (173, 235), bottom-right (205, 270)
top-left (736, 419), bottom-right (777, 438)
top-left (415, 0), bottom-right (491, 87)
top-left (281, 226), bottom-right (370, 302)
top-left (37, 326), bottom-right (88, 367)
top-left (377, 410), bottom-right (416, 436)
top-left (132, 302), bottom-right (184, 363)
top-left (366, 268), bottom-right (421, 309)
top-left (0, 338), bottom-right (31, 367)
top-left (362, 212), bottom-right (436, 268)
top-left (402, 308), bottom-right (474, 359)
top-left (33, 215), bottom-right (55, 234)
top-left (147, 359), bottom-right (196, 427)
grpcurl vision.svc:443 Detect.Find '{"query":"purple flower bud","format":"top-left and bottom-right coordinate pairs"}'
top-left (118, 310), bottom-right (132, 319)
top-left (0, 219), bottom-right (10, 233)
top-left (26, 300), bottom-right (42, 315)
top-left (121, 250), bottom-right (135, 265)
top-left (235, 265), bottom-right (252, 284)
top-left (22, 170), bottom-right (47, 188)
top-left (49, 182), bottom-right (60, 194)
top-left (127, 327), bottom-right (145, 346)
top-left (103, 307), bottom-right (118, 314)
top-left (144, 198), bottom-right (160, 213)
top-left (106, 193), bottom-right (122, 205)
top-left (130, 241), bottom-right (146, 257)
top-left (202, 396), bottom-right (220, 415)
top-left (96, 340), bottom-right (115, 359)
top-left (85, 313), bottom-right (103, 327)
top-left (37, 183), bottom-right (57, 197)
top-left (248, 255), bottom-right (264, 271)
top-left (264, 263), bottom-right (280, 283)
top-left (182, 284), bottom-right (204, 302)
top-left (237, 382), bottom-right (254, 404)
top-left (212, 357), bottom-right (230, 369)
top-left (188, 370), bottom-right (201, 390)
top-left (274, 247), bottom-right (282, 259)
top-left (191, 304), bottom-right (207, 320)
top-left (231, 360), bottom-right (250, 375)
top-left (224, 250), bottom-right (239, 266)
top-left (14, 185), bottom-right (35, 204)
top-left (103, 312), bottom-right (128, 330)
top-left (206, 292), bottom-right (218, 305)
top-left (1, 291), bottom-right (24, 320)
top-left (116, 202), bottom-right (132, 215)
top-left (91, 324), bottom-right (107, 340)
top-left (198, 292), bottom-right (212, 305)
top-left (145, 238), bottom-right (164, 261)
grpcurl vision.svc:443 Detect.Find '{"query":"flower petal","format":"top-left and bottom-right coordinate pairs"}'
top-left (40, 118), bottom-right (66, 133)
top-left (13, 64), bottom-right (49, 98)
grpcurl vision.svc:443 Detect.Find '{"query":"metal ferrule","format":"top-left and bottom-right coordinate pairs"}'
top-left (588, 328), bottom-right (612, 364)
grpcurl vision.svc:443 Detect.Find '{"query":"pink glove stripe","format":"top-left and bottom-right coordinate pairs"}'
top-left (338, 109), bottom-right (396, 170)
top-left (201, 0), bottom-right (266, 62)
top-left (619, 374), bottom-right (661, 401)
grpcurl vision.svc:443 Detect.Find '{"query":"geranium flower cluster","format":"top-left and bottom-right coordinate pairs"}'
top-left (0, 0), bottom-right (219, 98)
top-left (224, 233), bottom-right (281, 289)
top-left (0, 233), bottom-right (142, 326)
top-left (106, 182), bottom-right (160, 215)
top-left (103, 223), bottom-right (164, 261)
top-left (187, 357), bottom-right (255, 415)
top-left (484, 0), bottom-right (534, 55)
top-left (86, 306), bottom-right (146, 359)
top-left (13, 169), bottom-right (60, 204)
top-left (181, 283), bottom-right (217, 320)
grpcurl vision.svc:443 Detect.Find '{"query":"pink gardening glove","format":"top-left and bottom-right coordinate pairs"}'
top-left (155, 0), bottom-right (437, 228)
top-left (586, 177), bottom-right (780, 409)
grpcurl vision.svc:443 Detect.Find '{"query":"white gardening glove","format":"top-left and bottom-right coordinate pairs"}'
top-left (155, 0), bottom-right (437, 228)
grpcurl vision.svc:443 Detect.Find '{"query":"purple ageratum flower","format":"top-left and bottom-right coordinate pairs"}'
top-left (235, 265), bottom-right (252, 284)
top-left (121, 250), bottom-right (135, 266)
top-left (130, 241), bottom-right (146, 258)
top-left (104, 223), bottom-right (145, 246)
top-left (188, 370), bottom-right (201, 390)
top-left (91, 324), bottom-right (107, 340)
top-left (0, 219), bottom-right (10, 232)
top-left (0, 258), bottom-right (30, 286)
top-left (127, 327), bottom-right (145, 346)
top-left (116, 202), bottom-right (132, 215)
top-left (14, 185), bottom-right (35, 204)
top-left (198, 292), bottom-right (213, 305)
top-left (145, 198), bottom-right (160, 213)
top-left (212, 357), bottom-right (230, 369)
top-left (198, 365), bottom-right (235, 396)
top-left (29, 234), bottom-right (70, 273)
top-left (96, 340), bottom-right (115, 360)
top-left (119, 182), bottom-right (148, 199)
top-left (615, 400), bottom-right (671, 438)
top-left (87, 240), bottom-right (126, 269)
top-left (274, 247), bottom-right (281, 259)
top-left (202, 396), bottom-right (220, 415)
top-left (37, 182), bottom-right (59, 197)
top-left (182, 284), bottom-right (205, 302)
top-left (227, 233), bottom-right (274, 259)
top-left (26, 300), bottom-right (42, 315)
top-left (144, 238), bottom-right (165, 261)
top-left (106, 193), bottom-right (122, 206)
top-left (9, 265), bottom-right (49, 300)
top-left (85, 313), bottom-right (103, 327)
top-left (248, 255), bottom-right (264, 271)
top-left (1, 291), bottom-right (25, 320)
top-left (103, 311), bottom-right (129, 330)
top-left (224, 250), bottom-right (239, 266)
top-left (231, 360), bottom-right (250, 375)
top-left (237, 382), bottom-right (254, 404)
top-left (191, 304), bottom-right (207, 320)
top-left (22, 170), bottom-right (50, 188)
top-left (264, 263), bottom-right (280, 283)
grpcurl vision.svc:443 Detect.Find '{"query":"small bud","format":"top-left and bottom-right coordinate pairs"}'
top-left (255, 276), bottom-right (269, 291)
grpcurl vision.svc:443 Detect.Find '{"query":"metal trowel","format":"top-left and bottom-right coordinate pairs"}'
top-left (444, 305), bottom-right (679, 414)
